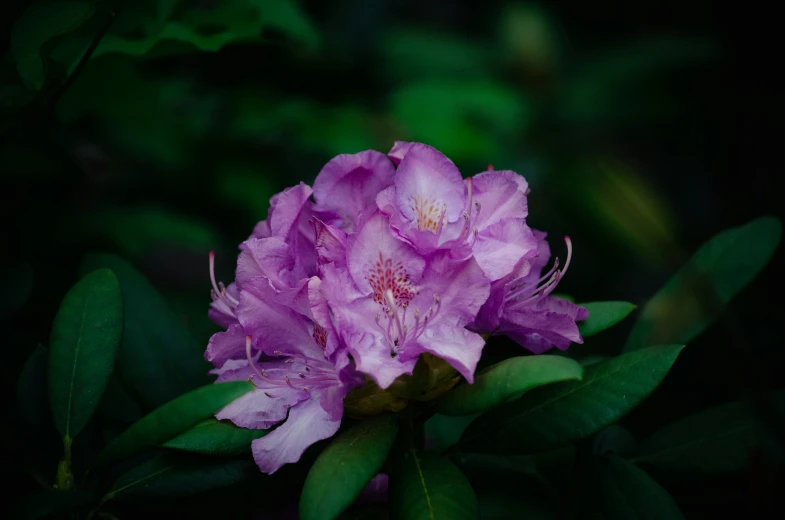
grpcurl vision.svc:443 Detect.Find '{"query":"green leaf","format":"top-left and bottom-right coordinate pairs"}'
top-left (80, 253), bottom-right (210, 409)
top-left (425, 414), bottom-right (479, 453)
top-left (436, 356), bottom-right (583, 416)
top-left (576, 456), bottom-right (684, 520)
top-left (108, 453), bottom-right (254, 499)
top-left (300, 415), bottom-right (399, 520)
top-left (10, 1), bottom-right (94, 90)
top-left (48, 268), bottom-right (123, 441)
top-left (89, 0), bottom-right (318, 59)
top-left (634, 390), bottom-right (785, 475)
top-left (14, 489), bottom-right (96, 520)
top-left (577, 301), bottom-right (637, 337)
top-left (163, 418), bottom-right (267, 456)
top-left (625, 217), bottom-right (782, 351)
top-left (390, 451), bottom-right (478, 519)
top-left (95, 381), bottom-right (254, 467)
top-left (459, 345), bottom-right (684, 455)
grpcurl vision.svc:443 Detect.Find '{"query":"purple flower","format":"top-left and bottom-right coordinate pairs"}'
top-left (472, 231), bottom-right (589, 353)
top-left (316, 209), bottom-right (489, 389)
top-left (206, 275), bottom-right (363, 474)
top-left (204, 141), bottom-right (589, 473)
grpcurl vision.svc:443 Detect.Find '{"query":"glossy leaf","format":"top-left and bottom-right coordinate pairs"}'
top-left (10, 1), bottom-right (94, 90)
top-left (108, 454), bottom-right (254, 499)
top-left (577, 456), bottom-right (684, 520)
top-left (95, 381), bottom-right (254, 467)
top-left (460, 345), bottom-right (684, 454)
top-left (300, 415), bottom-right (399, 520)
top-left (625, 217), bottom-right (781, 351)
top-left (80, 253), bottom-right (210, 409)
top-left (390, 451), bottom-right (477, 519)
top-left (163, 418), bottom-right (267, 456)
top-left (577, 301), bottom-right (637, 337)
top-left (634, 390), bottom-right (785, 475)
top-left (436, 356), bottom-right (583, 416)
top-left (48, 268), bottom-right (123, 441)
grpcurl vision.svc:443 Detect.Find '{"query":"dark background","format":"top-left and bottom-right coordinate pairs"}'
top-left (2, 0), bottom-right (782, 517)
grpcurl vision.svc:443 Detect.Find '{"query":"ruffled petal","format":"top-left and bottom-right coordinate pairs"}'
top-left (252, 393), bottom-right (341, 474)
top-left (204, 324), bottom-right (247, 368)
top-left (472, 219), bottom-right (538, 281)
top-left (313, 150), bottom-right (396, 232)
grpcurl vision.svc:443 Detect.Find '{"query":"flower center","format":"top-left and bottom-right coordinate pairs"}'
top-left (368, 253), bottom-right (418, 310)
top-left (245, 336), bottom-right (338, 397)
top-left (411, 194), bottom-right (447, 232)
top-left (375, 290), bottom-right (442, 357)
top-left (505, 236), bottom-right (573, 309)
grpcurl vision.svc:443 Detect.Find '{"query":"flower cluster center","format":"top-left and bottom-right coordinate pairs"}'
top-left (411, 195), bottom-right (446, 233)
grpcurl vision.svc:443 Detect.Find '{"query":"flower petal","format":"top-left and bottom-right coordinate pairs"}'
top-left (204, 324), bottom-right (247, 368)
top-left (472, 219), bottom-right (539, 281)
top-left (236, 237), bottom-right (295, 290)
top-left (388, 141), bottom-right (416, 165)
top-left (499, 297), bottom-right (587, 353)
top-left (413, 324), bottom-right (485, 383)
top-left (348, 210), bottom-right (425, 301)
top-left (268, 182), bottom-right (314, 238)
top-left (252, 393), bottom-right (341, 474)
top-left (347, 332), bottom-right (418, 389)
top-left (216, 387), bottom-right (308, 430)
top-left (471, 170), bottom-right (529, 228)
top-left (395, 144), bottom-right (466, 230)
top-left (313, 151), bottom-right (396, 232)
top-left (312, 218), bottom-right (348, 269)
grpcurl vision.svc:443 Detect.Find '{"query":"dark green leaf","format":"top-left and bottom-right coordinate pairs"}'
top-left (576, 455), bottom-right (684, 520)
top-left (634, 390), bottom-right (785, 475)
top-left (48, 268), bottom-right (123, 441)
top-left (436, 356), bottom-right (583, 416)
top-left (10, 1), bottom-right (94, 90)
top-left (95, 381), bottom-right (254, 467)
top-left (625, 217), bottom-right (781, 351)
top-left (460, 345), bottom-right (684, 454)
top-left (390, 451), bottom-right (478, 520)
top-left (425, 414), bottom-right (479, 453)
top-left (89, 0), bottom-right (318, 59)
top-left (108, 453), bottom-right (254, 499)
top-left (80, 253), bottom-right (210, 409)
top-left (163, 418), bottom-right (267, 456)
top-left (577, 301), bottom-right (637, 337)
top-left (14, 489), bottom-right (96, 520)
top-left (300, 415), bottom-right (399, 520)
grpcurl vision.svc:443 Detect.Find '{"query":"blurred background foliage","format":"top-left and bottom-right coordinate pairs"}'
top-left (1, 0), bottom-right (782, 518)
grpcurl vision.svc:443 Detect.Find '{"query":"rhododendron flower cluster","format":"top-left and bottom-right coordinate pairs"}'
top-left (204, 142), bottom-right (588, 473)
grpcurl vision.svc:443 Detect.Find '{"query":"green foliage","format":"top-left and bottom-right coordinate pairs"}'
top-left (48, 268), bottom-right (123, 441)
top-left (626, 217), bottom-right (782, 351)
top-left (390, 451), bottom-right (478, 520)
top-left (96, 381), bottom-right (254, 467)
top-left (575, 456), bottom-right (685, 519)
top-left (436, 355), bottom-right (583, 416)
top-left (634, 390), bottom-right (785, 475)
top-left (459, 345), bottom-right (684, 454)
top-left (10, 1), bottom-right (94, 90)
top-left (577, 301), bottom-right (637, 337)
top-left (163, 418), bottom-right (267, 456)
top-left (108, 453), bottom-right (255, 499)
top-left (300, 415), bottom-right (399, 520)
top-left (80, 253), bottom-right (210, 410)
